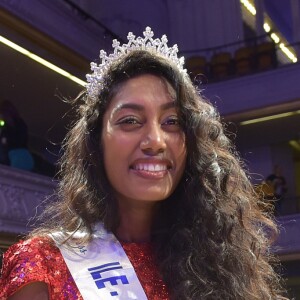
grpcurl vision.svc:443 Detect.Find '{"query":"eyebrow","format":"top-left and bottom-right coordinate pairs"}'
top-left (113, 101), bottom-right (176, 114)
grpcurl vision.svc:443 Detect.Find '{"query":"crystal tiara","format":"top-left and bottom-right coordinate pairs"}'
top-left (86, 26), bottom-right (185, 100)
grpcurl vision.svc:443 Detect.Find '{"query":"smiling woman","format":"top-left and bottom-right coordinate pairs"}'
top-left (102, 75), bottom-right (186, 205)
top-left (0, 27), bottom-right (289, 299)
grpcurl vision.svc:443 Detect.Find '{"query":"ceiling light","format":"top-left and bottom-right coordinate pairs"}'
top-left (240, 0), bottom-right (256, 15)
top-left (240, 110), bottom-right (300, 125)
top-left (263, 23), bottom-right (271, 33)
top-left (241, 1), bottom-right (298, 63)
top-left (289, 140), bottom-right (300, 152)
top-left (270, 33), bottom-right (280, 44)
top-left (279, 43), bottom-right (298, 62)
top-left (0, 35), bottom-right (86, 86)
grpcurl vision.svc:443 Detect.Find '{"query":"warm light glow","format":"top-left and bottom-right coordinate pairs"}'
top-left (0, 35), bottom-right (86, 86)
top-left (263, 23), bottom-right (271, 33)
top-left (0, 120), bottom-right (5, 127)
top-left (240, 110), bottom-right (300, 125)
top-left (289, 140), bottom-right (300, 152)
top-left (241, 1), bottom-right (298, 63)
top-left (270, 33), bottom-right (280, 44)
top-left (279, 43), bottom-right (298, 62)
top-left (240, 0), bottom-right (256, 15)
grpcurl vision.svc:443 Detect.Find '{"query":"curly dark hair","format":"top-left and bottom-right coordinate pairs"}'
top-left (34, 50), bottom-right (287, 299)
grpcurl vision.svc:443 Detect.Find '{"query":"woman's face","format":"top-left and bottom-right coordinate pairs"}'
top-left (102, 74), bottom-right (187, 206)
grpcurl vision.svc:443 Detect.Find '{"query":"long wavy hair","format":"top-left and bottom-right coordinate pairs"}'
top-left (34, 50), bottom-right (287, 299)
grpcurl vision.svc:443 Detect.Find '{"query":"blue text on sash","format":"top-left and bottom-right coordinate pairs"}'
top-left (88, 262), bottom-right (129, 296)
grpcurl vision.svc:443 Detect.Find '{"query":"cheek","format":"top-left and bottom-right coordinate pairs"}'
top-left (102, 135), bottom-right (120, 166)
top-left (102, 128), bottom-right (117, 175)
top-left (102, 130), bottom-right (133, 177)
top-left (103, 133), bottom-right (134, 157)
top-left (170, 133), bottom-right (187, 177)
top-left (172, 132), bottom-right (187, 158)
top-left (178, 136), bottom-right (187, 167)
top-left (177, 149), bottom-right (187, 177)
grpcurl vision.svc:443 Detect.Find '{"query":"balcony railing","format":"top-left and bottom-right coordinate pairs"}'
top-left (182, 33), bottom-right (299, 84)
top-left (0, 164), bottom-right (57, 234)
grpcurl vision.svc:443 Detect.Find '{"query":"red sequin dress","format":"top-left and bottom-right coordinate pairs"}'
top-left (0, 236), bottom-right (169, 300)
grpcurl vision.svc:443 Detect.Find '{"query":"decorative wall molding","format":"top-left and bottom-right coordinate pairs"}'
top-left (0, 165), bottom-right (57, 234)
top-left (203, 63), bottom-right (300, 116)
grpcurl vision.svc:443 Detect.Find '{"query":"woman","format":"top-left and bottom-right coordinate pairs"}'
top-left (0, 27), bottom-right (287, 299)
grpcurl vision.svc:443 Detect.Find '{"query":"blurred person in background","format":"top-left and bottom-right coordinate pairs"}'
top-left (0, 100), bottom-right (34, 171)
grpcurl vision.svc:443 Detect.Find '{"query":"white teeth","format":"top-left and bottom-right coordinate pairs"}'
top-left (154, 165), bottom-right (160, 171)
top-left (133, 164), bottom-right (167, 171)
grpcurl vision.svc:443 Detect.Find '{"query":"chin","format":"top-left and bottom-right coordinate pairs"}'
top-left (135, 192), bottom-right (171, 203)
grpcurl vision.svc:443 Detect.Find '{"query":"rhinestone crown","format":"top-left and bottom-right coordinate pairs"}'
top-left (86, 26), bottom-right (185, 100)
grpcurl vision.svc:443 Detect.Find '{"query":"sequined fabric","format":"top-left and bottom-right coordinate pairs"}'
top-left (0, 236), bottom-right (169, 300)
top-left (122, 242), bottom-right (169, 300)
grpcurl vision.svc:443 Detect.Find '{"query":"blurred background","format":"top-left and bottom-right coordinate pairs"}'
top-left (0, 0), bottom-right (300, 297)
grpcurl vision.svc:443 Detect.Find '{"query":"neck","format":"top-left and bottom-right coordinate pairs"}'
top-left (115, 200), bottom-right (159, 243)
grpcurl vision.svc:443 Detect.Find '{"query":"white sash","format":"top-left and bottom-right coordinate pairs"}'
top-left (51, 224), bottom-right (148, 300)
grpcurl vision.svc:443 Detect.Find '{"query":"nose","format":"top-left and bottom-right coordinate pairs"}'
top-left (140, 122), bottom-right (166, 154)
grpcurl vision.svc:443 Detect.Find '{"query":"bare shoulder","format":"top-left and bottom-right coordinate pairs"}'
top-left (8, 282), bottom-right (49, 300)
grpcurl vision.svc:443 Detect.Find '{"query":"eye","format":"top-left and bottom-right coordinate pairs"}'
top-left (164, 117), bottom-right (180, 125)
top-left (116, 116), bottom-right (142, 130)
top-left (162, 116), bottom-right (182, 132)
top-left (120, 117), bottom-right (139, 124)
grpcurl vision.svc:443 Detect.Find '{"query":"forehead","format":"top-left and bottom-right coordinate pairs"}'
top-left (108, 74), bottom-right (176, 109)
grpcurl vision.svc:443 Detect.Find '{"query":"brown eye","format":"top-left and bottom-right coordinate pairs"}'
top-left (122, 117), bottom-right (139, 124)
top-left (117, 116), bottom-right (142, 131)
top-left (164, 117), bottom-right (179, 125)
top-left (162, 116), bottom-right (182, 132)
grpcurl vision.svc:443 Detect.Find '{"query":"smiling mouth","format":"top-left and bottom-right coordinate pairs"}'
top-left (131, 163), bottom-right (170, 172)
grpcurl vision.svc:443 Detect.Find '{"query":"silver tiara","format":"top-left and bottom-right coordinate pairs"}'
top-left (86, 26), bottom-right (185, 100)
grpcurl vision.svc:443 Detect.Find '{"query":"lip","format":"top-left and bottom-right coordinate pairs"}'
top-left (130, 158), bottom-right (172, 179)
